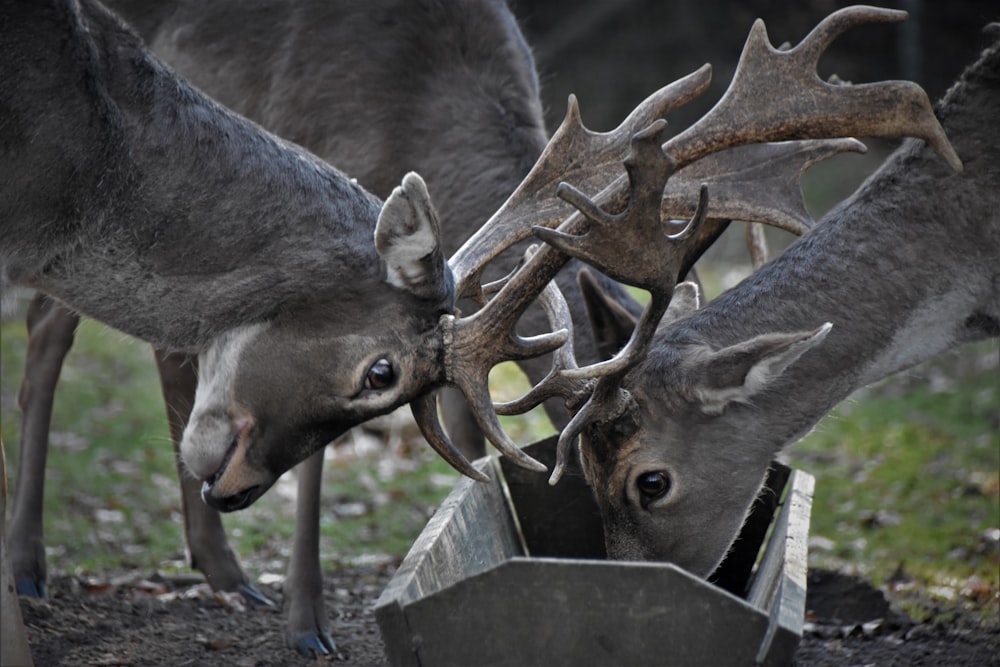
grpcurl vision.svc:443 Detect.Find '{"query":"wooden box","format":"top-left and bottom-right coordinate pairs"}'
top-left (375, 438), bottom-right (814, 666)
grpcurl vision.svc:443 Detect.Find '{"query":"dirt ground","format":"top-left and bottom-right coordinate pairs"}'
top-left (14, 565), bottom-right (999, 667)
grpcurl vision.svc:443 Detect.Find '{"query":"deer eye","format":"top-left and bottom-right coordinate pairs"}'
top-left (636, 471), bottom-right (671, 508)
top-left (364, 358), bottom-right (395, 390)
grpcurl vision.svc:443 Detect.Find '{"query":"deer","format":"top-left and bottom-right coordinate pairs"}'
top-left (407, 8), bottom-right (991, 583)
top-left (568, 25), bottom-right (998, 576)
top-left (0, 0), bottom-right (490, 656)
top-left (6, 0), bottom-right (645, 656)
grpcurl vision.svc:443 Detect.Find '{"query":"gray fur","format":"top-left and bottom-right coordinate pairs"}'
top-left (582, 35), bottom-right (1000, 578)
top-left (2, 0), bottom-right (455, 527)
top-left (1, 0), bottom-right (398, 351)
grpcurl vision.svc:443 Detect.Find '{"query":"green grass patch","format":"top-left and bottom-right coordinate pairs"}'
top-left (2, 316), bottom-right (184, 575)
top-left (787, 341), bottom-right (999, 602)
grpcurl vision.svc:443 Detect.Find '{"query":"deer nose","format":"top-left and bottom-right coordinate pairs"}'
top-left (195, 418), bottom-right (268, 511)
top-left (185, 410), bottom-right (254, 475)
top-left (201, 481), bottom-right (263, 512)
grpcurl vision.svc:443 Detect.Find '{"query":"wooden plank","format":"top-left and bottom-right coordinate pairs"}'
top-left (401, 558), bottom-right (771, 667)
top-left (712, 463), bottom-right (792, 597)
top-left (499, 437), bottom-right (605, 559)
top-left (750, 469), bottom-right (815, 666)
top-left (374, 455), bottom-right (523, 611)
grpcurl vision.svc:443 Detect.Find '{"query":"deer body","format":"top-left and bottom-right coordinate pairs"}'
top-left (124, 0), bottom-right (547, 265)
top-left (2, 1), bottom-right (460, 652)
top-left (581, 35), bottom-right (999, 577)
top-left (8, 0), bottom-right (582, 655)
top-left (1, 2), bottom-right (391, 351)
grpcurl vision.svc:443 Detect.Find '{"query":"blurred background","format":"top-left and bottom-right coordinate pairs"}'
top-left (516, 0), bottom-right (990, 132)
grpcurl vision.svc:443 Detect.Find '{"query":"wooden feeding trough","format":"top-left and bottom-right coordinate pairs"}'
top-left (375, 438), bottom-right (814, 666)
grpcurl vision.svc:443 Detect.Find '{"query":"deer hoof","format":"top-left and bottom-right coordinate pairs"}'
top-left (290, 628), bottom-right (341, 659)
top-left (15, 575), bottom-right (47, 599)
top-left (237, 582), bottom-right (275, 609)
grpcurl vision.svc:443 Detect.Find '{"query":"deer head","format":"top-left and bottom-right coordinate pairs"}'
top-left (578, 280), bottom-right (836, 573)
top-left (575, 23), bottom-right (990, 576)
top-left (179, 173), bottom-right (464, 511)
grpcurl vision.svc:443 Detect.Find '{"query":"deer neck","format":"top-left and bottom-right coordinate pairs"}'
top-left (665, 126), bottom-right (998, 453)
top-left (1, 0), bottom-right (383, 351)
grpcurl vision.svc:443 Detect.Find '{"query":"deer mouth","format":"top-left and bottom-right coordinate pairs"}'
top-left (202, 480), bottom-right (263, 512)
top-left (200, 420), bottom-right (266, 512)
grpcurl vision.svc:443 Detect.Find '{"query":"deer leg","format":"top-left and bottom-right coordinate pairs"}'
top-left (8, 294), bottom-right (78, 599)
top-left (152, 350), bottom-right (271, 607)
top-left (2, 439), bottom-right (35, 667)
top-left (283, 449), bottom-right (339, 657)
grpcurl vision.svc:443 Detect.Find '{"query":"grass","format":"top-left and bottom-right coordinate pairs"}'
top-left (787, 341), bottom-right (999, 600)
top-left (2, 289), bottom-right (997, 617)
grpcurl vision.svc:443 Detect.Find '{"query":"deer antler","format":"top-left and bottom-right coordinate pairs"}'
top-left (449, 66), bottom-right (713, 301)
top-left (664, 7), bottom-right (961, 171)
top-left (416, 5), bottom-right (961, 482)
top-left (411, 68), bottom-right (713, 474)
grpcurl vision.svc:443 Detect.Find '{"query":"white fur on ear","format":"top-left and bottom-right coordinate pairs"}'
top-left (693, 322), bottom-right (833, 414)
top-left (740, 322), bottom-right (832, 395)
top-left (375, 172), bottom-right (438, 288)
top-left (374, 172), bottom-right (451, 300)
top-left (655, 281), bottom-right (703, 335)
top-left (668, 281), bottom-right (701, 317)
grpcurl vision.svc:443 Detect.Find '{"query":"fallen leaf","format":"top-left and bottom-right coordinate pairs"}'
top-left (206, 636), bottom-right (238, 651)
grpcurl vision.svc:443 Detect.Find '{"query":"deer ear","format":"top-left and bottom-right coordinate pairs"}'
top-left (375, 172), bottom-right (454, 305)
top-left (687, 322), bottom-right (832, 414)
top-left (661, 281), bottom-right (701, 326)
top-left (579, 268), bottom-right (637, 361)
top-left (580, 276), bottom-right (703, 360)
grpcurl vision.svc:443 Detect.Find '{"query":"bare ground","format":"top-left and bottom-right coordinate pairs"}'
top-left (14, 565), bottom-right (999, 667)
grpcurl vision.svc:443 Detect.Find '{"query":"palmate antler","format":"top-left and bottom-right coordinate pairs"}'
top-left (412, 5), bottom-right (961, 482)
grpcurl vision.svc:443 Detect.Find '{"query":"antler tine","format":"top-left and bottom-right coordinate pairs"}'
top-left (664, 5), bottom-right (961, 171)
top-left (448, 66), bottom-right (712, 299)
top-left (410, 392), bottom-right (489, 482)
top-left (550, 379), bottom-right (633, 485)
top-left (494, 255), bottom-right (584, 416)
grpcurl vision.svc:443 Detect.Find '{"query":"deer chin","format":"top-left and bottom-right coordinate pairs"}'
top-left (603, 513), bottom-right (738, 579)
